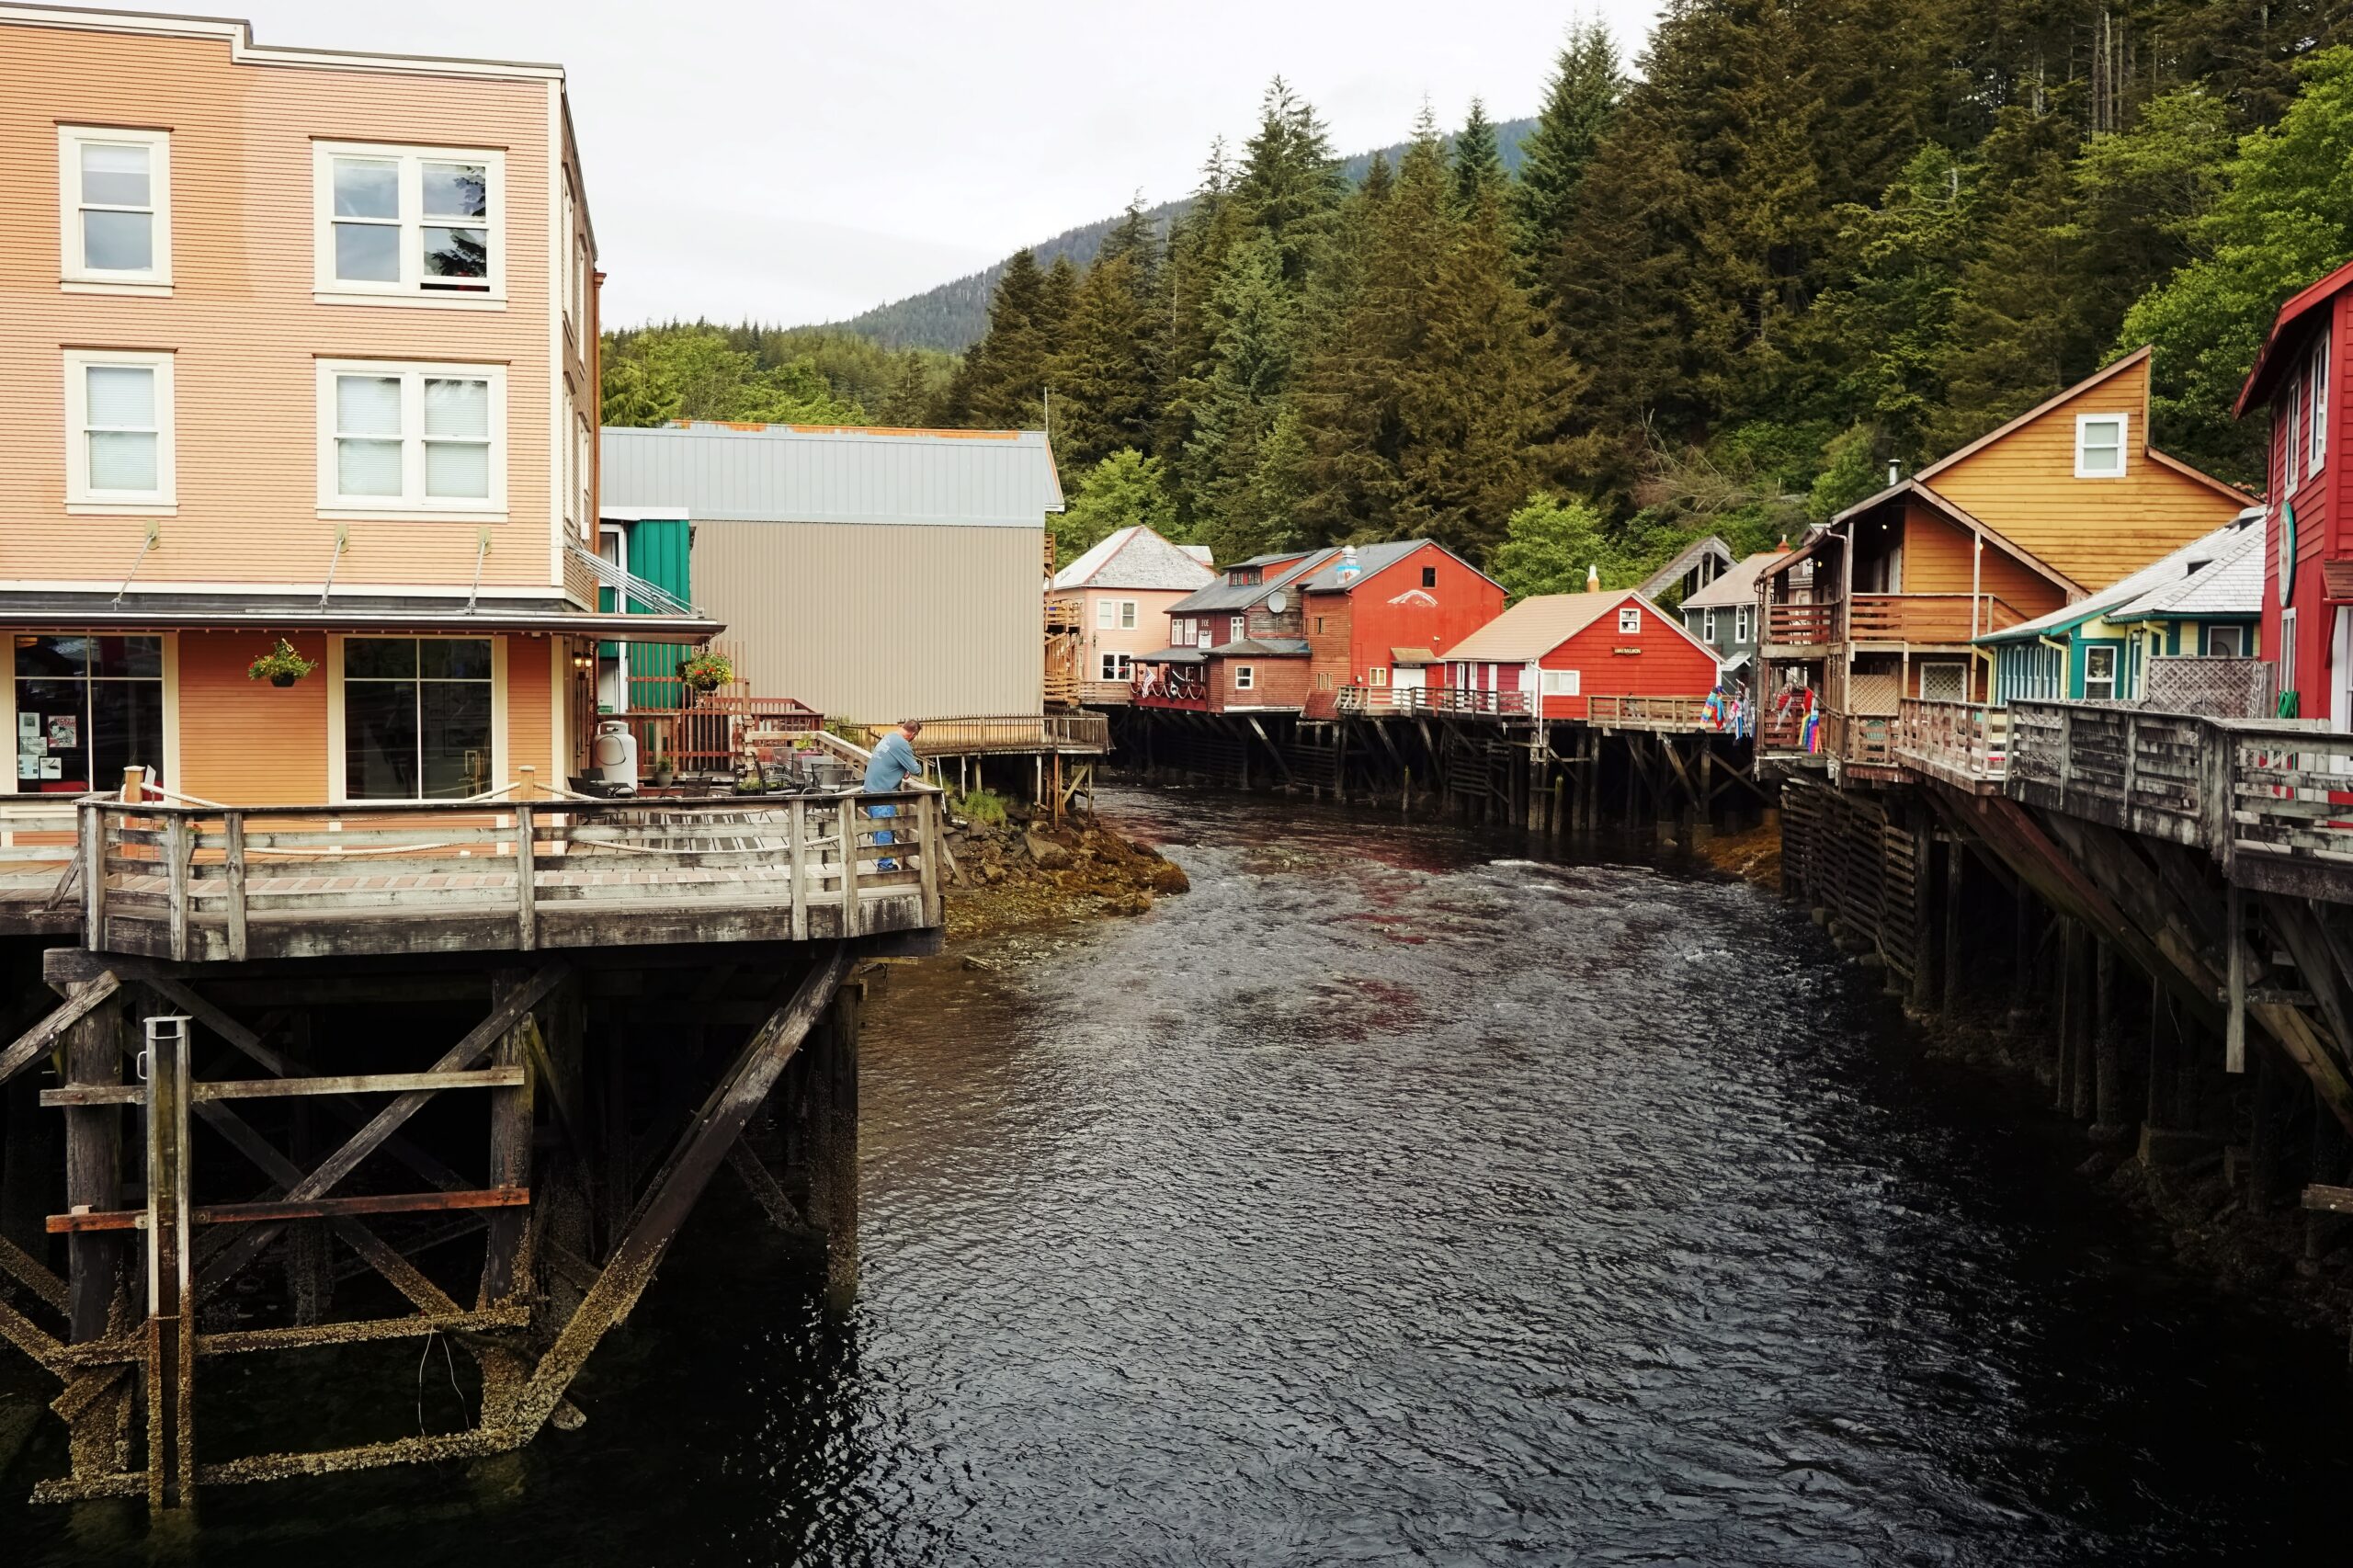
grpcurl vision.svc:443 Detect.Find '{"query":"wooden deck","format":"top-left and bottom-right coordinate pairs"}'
top-left (1883, 696), bottom-right (2353, 902)
top-left (0, 791), bottom-right (943, 963)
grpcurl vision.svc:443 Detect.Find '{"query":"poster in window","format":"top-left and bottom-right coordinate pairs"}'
top-left (40, 757), bottom-right (62, 780)
top-left (17, 756), bottom-right (36, 781)
top-left (46, 715), bottom-right (77, 752)
top-left (16, 712), bottom-right (38, 743)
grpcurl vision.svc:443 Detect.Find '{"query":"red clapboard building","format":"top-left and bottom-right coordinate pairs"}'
top-left (1440, 589), bottom-right (1721, 720)
top-left (2236, 257), bottom-right (2351, 722)
top-left (1298, 540), bottom-right (1508, 717)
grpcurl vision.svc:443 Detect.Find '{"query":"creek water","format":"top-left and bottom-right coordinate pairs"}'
top-left (9, 785), bottom-right (2353, 1565)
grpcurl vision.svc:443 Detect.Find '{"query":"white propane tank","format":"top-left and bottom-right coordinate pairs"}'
top-left (591, 720), bottom-right (638, 794)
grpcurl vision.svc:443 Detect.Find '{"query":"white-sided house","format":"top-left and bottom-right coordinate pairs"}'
top-left (1440, 590), bottom-right (1723, 720)
top-left (601, 424), bottom-right (1064, 723)
top-left (1050, 526), bottom-right (1217, 702)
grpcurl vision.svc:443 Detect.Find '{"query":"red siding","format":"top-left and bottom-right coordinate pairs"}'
top-left (1304, 544), bottom-right (1507, 695)
top-left (2264, 290), bottom-right (2344, 721)
top-left (1536, 599), bottom-right (1720, 720)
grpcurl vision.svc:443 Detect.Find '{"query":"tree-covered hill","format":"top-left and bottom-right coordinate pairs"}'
top-left (834, 114), bottom-right (1536, 352)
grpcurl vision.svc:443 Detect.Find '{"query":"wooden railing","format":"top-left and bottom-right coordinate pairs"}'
top-left (2006, 701), bottom-right (2210, 845)
top-left (1586, 695), bottom-right (1715, 730)
top-left (1824, 711), bottom-right (1896, 767)
top-left (1766, 601), bottom-right (1837, 645)
top-left (1336, 685), bottom-right (1438, 715)
top-left (1077, 678), bottom-right (1134, 705)
top-left (911, 711), bottom-right (1109, 756)
top-left (1428, 687), bottom-right (1533, 718)
top-left (1848, 593), bottom-right (2027, 642)
top-left (71, 791), bottom-right (941, 963)
top-left (618, 695), bottom-right (824, 774)
top-left (0, 801), bottom-right (87, 930)
top-left (1893, 699), bottom-right (2011, 787)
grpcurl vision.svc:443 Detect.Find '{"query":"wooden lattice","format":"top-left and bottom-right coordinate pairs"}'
top-left (2142, 656), bottom-right (2275, 719)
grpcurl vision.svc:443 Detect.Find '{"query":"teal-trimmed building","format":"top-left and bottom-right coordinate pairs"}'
top-left (1979, 509), bottom-right (2262, 703)
top-left (595, 508), bottom-right (695, 710)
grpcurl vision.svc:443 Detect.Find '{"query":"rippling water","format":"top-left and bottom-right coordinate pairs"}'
top-left (10, 787), bottom-right (2351, 1564)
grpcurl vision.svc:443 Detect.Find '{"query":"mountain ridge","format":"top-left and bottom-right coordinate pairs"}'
top-left (825, 116), bottom-right (1536, 354)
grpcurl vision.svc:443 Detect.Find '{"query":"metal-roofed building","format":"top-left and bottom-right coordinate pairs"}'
top-left (601, 423), bottom-right (1065, 723)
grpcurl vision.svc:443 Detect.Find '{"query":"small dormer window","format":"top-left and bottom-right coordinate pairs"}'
top-left (2075, 414), bottom-right (2127, 478)
top-left (1617, 606), bottom-right (1641, 634)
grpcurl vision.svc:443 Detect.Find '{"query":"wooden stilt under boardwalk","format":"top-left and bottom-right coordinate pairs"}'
top-left (0, 786), bottom-right (943, 1508)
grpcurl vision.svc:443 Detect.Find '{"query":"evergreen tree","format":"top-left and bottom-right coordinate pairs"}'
top-left (1512, 20), bottom-right (1624, 267)
top-left (877, 354), bottom-right (938, 427)
top-left (1452, 98), bottom-right (1506, 211)
top-left (1047, 248), bottom-right (1160, 469)
top-left (944, 247), bottom-right (1056, 428)
top-left (1182, 235), bottom-right (1302, 561)
top-left (1232, 77), bottom-right (1345, 284)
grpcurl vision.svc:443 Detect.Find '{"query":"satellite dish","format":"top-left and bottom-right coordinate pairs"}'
top-left (1267, 589), bottom-right (1289, 614)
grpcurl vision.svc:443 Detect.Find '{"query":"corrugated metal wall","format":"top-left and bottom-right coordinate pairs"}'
top-left (692, 520), bottom-right (1042, 723)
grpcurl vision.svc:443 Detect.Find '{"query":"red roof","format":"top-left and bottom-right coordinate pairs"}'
top-left (2236, 256), bottom-right (2353, 418)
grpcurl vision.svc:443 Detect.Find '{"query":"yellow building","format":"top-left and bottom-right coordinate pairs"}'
top-left (0, 5), bottom-right (710, 805)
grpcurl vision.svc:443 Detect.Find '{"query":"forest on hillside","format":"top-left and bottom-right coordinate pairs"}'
top-left (603, 0), bottom-right (2353, 598)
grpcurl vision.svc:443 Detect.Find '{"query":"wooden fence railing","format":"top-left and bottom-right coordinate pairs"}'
top-left (1586, 695), bottom-right (1715, 730)
top-left (618, 695), bottom-right (824, 774)
top-left (1848, 593), bottom-right (2027, 642)
top-left (1428, 687), bottom-right (1533, 718)
top-left (1893, 699), bottom-right (2011, 786)
top-left (908, 711), bottom-right (1109, 756)
top-left (73, 791), bottom-right (940, 963)
top-left (1766, 602), bottom-right (1838, 645)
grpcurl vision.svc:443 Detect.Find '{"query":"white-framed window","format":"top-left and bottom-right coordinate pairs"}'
top-left (1539, 668), bottom-right (1581, 696)
top-left (314, 142), bottom-right (504, 305)
top-left (315, 360), bottom-right (506, 517)
top-left (2207, 624), bottom-right (2245, 657)
top-left (1617, 606), bottom-right (1641, 634)
top-left (1097, 598), bottom-right (1118, 630)
top-left (1702, 608), bottom-right (1719, 642)
top-left (2312, 336), bottom-right (2331, 472)
top-left (1197, 624), bottom-right (1212, 650)
top-left (1099, 652), bottom-right (1131, 681)
top-left (576, 415), bottom-right (593, 539)
top-left (2075, 413), bottom-right (2128, 478)
top-left (1735, 605), bottom-right (1755, 643)
top-left (63, 350), bottom-right (175, 512)
top-left (1229, 616), bottom-right (1245, 643)
top-left (58, 127), bottom-right (170, 292)
top-left (2083, 645), bottom-right (2120, 700)
top-left (2284, 384), bottom-right (2302, 493)
top-left (2281, 608), bottom-right (2300, 699)
top-left (1120, 599), bottom-right (1139, 631)
top-left (1368, 665), bottom-right (1389, 687)
top-left (1233, 665), bottom-right (1256, 691)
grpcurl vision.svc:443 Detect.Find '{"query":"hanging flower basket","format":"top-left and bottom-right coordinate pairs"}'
top-left (680, 651), bottom-right (733, 693)
top-left (247, 639), bottom-right (317, 688)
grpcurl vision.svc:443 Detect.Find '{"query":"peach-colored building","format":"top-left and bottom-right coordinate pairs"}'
top-left (1048, 526), bottom-right (1215, 703)
top-left (0, 5), bottom-right (710, 804)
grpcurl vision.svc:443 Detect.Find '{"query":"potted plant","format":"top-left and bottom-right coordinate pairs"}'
top-left (680, 651), bottom-right (733, 693)
top-left (247, 639), bottom-right (317, 688)
top-left (649, 749), bottom-right (676, 788)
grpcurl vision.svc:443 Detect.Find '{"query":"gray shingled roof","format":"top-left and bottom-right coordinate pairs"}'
top-left (1052, 526), bottom-right (1220, 592)
top-left (2108, 515), bottom-right (2264, 621)
top-left (1207, 637), bottom-right (1311, 657)
top-left (1165, 550), bottom-right (1337, 614)
top-left (1683, 551), bottom-right (1785, 610)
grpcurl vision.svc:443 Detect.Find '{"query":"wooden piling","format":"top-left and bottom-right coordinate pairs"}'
top-left (2091, 937), bottom-right (2130, 1142)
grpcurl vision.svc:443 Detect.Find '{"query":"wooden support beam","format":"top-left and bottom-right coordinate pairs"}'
top-left (497, 944), bottom-right (853, 1440)
top-left (0, 1231), bottom-right (69, 1314)
top-left (143, 1015), bottom-right (195, 1510)
top-left (0, 973), bottom-right (121, 1089)
top-left (50, 1187), bottom-right (529, 1233)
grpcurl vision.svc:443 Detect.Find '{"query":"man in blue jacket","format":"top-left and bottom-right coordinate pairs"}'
top-left (862, 720), bottom-right (926, 869)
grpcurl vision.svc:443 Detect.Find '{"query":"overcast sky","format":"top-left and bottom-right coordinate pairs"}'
top-left (239, 1), bottom-right (1664, 328)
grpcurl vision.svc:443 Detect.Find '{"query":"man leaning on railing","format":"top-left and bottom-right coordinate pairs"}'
top-left (862, 719), bottom-right (933, 870)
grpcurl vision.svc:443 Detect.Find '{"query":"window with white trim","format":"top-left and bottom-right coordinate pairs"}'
top-left (2312, 336), bottom-right (2331, 473)
top-left (2084, 645), bottom-right (2120, 700)
top-left (314, 143), bottom-right (503, 302)
top-left (1919, 661), bottom-right (1967, 702)
top-left (2206, 624), bottom-right (2245, 657)
top-left (316, 361), bottom-right (506, 515)
top-left (2284, 383), bottom-right (2302, 493)
top-left (1368, 665), bottom-right (1389, 687)
top-left (59, 127), bottom-right (170, 290)
top-left (1097, 598), bottom-right (1117, 630)
top-left (1120, 599), bottom-right (1138, 631)
top-left (2075, 413), bottom-right (2127, 478)
top-left (1233, 665), bottom-right (1256, 691)
top-left (1539, 668), bottom-right (1581, 696)
top-left (1098, 653), bottom-right (1131, 681)
top-left (2281, 608), bottom-right (2300, 699)
top-left (1617, 606), bottom-right (1641, 634)
top-left (1702, 608), bottom-right (1719, 642)
top-left (1735, 605), bottom-right (1755, 643)
top-left (64, 350), bottom-right (175, 510)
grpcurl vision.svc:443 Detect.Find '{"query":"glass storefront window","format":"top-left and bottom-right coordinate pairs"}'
top-left (14, 635), bottom-right (165, 794)
top-left (344, 638), bottom-right (493, 800)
